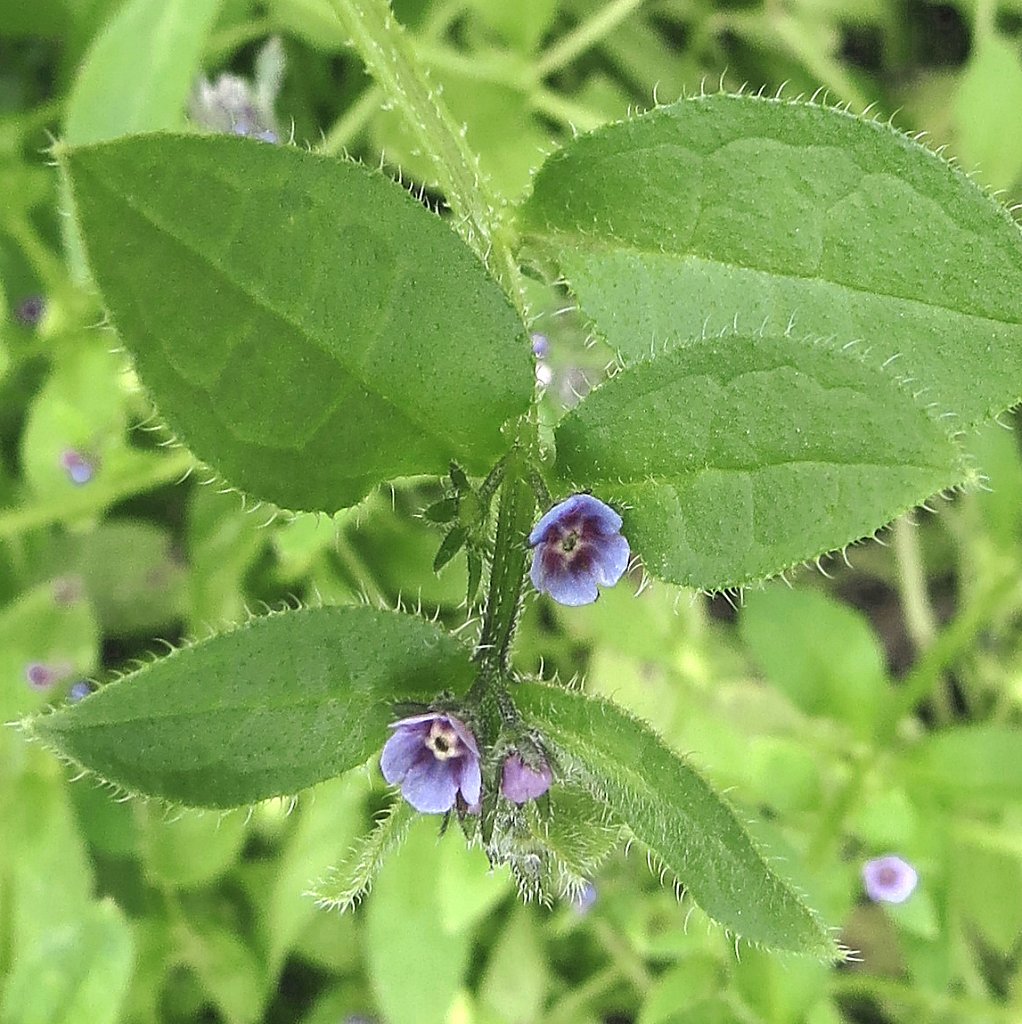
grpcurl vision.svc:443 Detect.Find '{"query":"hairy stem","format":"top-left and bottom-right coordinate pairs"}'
top-left (327, 0), bottom-right (527, 315)
top-left (477, 454), bottom-right (536, 671)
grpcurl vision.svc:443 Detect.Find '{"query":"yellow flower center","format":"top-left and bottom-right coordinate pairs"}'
top-left (425, 720), bottom-right (462, 761)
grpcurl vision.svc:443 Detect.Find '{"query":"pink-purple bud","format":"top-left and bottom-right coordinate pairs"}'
top-left (500, 753), bottom-right (552, 804)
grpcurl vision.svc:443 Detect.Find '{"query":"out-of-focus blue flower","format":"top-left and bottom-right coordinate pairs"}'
top-left (862, 855), bottom-right (917, 904)
top-left (571, 881), bottom-right (598, 914)
top-left (531, 333), bottom-right (549, 359)
top-left (68, 680), bottom-right (93, 703)
top-left (15, 295), bottom-right (45, 327)
top-left (381, 711), bottom-right (482, 814)
top-left (501, 752), bottom-right (552, 804)
top-left (529, 494), bottom-right (629, 606)
top-left (60, 449), bottom-right (95, 486)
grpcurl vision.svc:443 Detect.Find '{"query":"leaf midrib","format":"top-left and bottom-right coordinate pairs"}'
top-left (76, 159), bottom-right (470, 459)
top-left (530, 230), bottom-right (1022, 331)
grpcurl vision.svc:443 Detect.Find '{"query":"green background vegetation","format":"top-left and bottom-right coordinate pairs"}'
top-left (3, 1), bottom-right (1022, 1022)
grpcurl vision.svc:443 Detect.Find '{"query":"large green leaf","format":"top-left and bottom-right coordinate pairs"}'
top-left (521, 93), bottom-right (1022, 428)
top-left (554, 331), bottom-right (963, 589)
top-left (64, 0), bottom-right (221, 145)
top-left (63, 134), bottom-right (531, 512)
top-left (22, 606), bottom-right (474, 808)
top-left (515, 682), bottom-right (837, 958)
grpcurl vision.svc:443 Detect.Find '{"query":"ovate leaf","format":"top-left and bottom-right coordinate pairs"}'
top-left (521, 94), bottom-right (1022, 428)
top-left (554, 332), bottom-right (963, 589)
top-left (63, 135), bottom-right (531, 512)
top-left (23, 606), bottom-right (475, 808)
top-left (516, 682), bottom-right (837, 958)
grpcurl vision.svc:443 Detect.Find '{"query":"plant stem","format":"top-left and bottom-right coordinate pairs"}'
top-left (535, 0), bottom-right (647, 78)
top-left (477, 454), bottom-right (535, 670)
top-left (327, 0), bottom-right (526, 315)
top-left (890, 568), bottom-right (1020, 731)
top-left (319, 85), bottom-right (382, 154)
top-left (0, 451), bottom-right (193, 539)
top-left (831, 973), bottom-right (1018, 1022)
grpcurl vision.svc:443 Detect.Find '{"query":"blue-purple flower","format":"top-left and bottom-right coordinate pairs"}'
top-left (24, 661), bottom-right (72, 691)
top-left (68, 680), bottom-right (93, 703)
top-left (381, 711), bottom-right (481, 814)
top-left (529, 494), bottom-right (629, 606)
top-left (60, 449), bottom-right (95, 486)
top-left (501, 753), bottom-right (552, 804)
top-left (862, 855), bottom-right (917, 904)
top-left (15, 295), bottom-right (45, 328)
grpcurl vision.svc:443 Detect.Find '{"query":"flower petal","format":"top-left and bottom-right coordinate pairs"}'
top-left (400, 756), bottom-right (459, 813)
top-left (594, 532), bottom-right (630, 587)
top-left (543, 565), bottom-right (599, 606)
top-left (456, 752), bottom-right (482, 806)
top-left (380, 723), bottom-right (428, 784)
top-left (446, 714), bottom-right (480, 757)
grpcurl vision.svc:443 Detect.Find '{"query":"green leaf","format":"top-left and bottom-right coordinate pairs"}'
top-left (515, 682), bottom-right (837, 958)
top-left (953, 33), bottom-right (1022, 191)
top-left (64, 0), bottom-right (222, 145)
top-left (907, 725), bottom-right (1022, 802)
top-left (741, 585), bottom-right (892, 739)
top-left (23, 606), bottom-right (475, 808)
top-left (63, 134), bottom-right (531, 512)
top-left (477, 908), bottom-right (548, 1024)
top-left (365, 819), bottom-right (473, 1024)
top-left (0, 899), bottom-right (134, 1024)
top-left (521, 94), bottom-right (1022, 428)
top-left (139, 805), bottom-right (248, 887)
top-left (554, 332), bottom-right (963, 589)
top-left (261, 773), bottom-right (371, 976)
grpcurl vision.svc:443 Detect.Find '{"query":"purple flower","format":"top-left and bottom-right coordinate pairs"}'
top-left (501, 753), bottom-right (552, 804)
top-left (60, 449), bottom-right (95, 486)
top-left (68, 681), bottom-right (93, 703)
top-left (15, 295), bottom-right (45, 327)
top-left (529, 494), bottom-right (629, 606)
top-left (25, 661), bottom-right (72, 691)
top-left (531, 333), bottom-right (550, 358)
top-left (381, 712), bottom-right (481, 814)
top-left (862, 855), bottom-right (918, 904)
top-left (571, 882), bottom-right (598, 915)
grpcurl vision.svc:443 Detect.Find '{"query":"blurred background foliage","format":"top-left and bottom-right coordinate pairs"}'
top-left (3, 0), bottom-right (1022, 1022)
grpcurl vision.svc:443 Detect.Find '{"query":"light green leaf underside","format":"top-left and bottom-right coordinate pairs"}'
top-left (521, 93), bottom-right (1022, 428)
top-left (515, 682), bottom-right (837, 959)
top-left (63, 134), bottom-right (531, 512)
top-left (64, 0), bottom-right (221, 145)
top-left (23, 606), bottom-right (474, 808)
top-left (555, 331), bottom-right (964, 589)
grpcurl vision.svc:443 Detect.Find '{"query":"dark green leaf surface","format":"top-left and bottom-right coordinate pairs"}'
top-left (522, 94), bottom-right (1022, 428)
top-left (554, 332), bottom-right (963, 589)
top-left (516, 682), bottom-right (837, 958)
top-left (64, 134), bottom-right (531, 512)
top-left (24, 606), bottom-right (474, 808)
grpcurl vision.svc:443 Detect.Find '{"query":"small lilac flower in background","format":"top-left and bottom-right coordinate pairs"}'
top-left (15, 295), bottom-right (45, 328)
top-left (529, 494), bottom-right (630, 606)
top-left (68, 681), bottom-right (93, 703)
top-left (862, 855), bottom-right (918, 904)
top-left (501, 752), bottom-right (552, 804)
top-left (531, 333), bottom-right (549, 359)
top-left (52, 575), bottom-right (84, 607)
top-left (25, 661), bottom-right (72, 691)
top-left (190, 37), bottom-right (284, 143)
top-left (60, 449), bottom-right (95, 486)
top-left (381, 711), bottom-right (481, 814)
